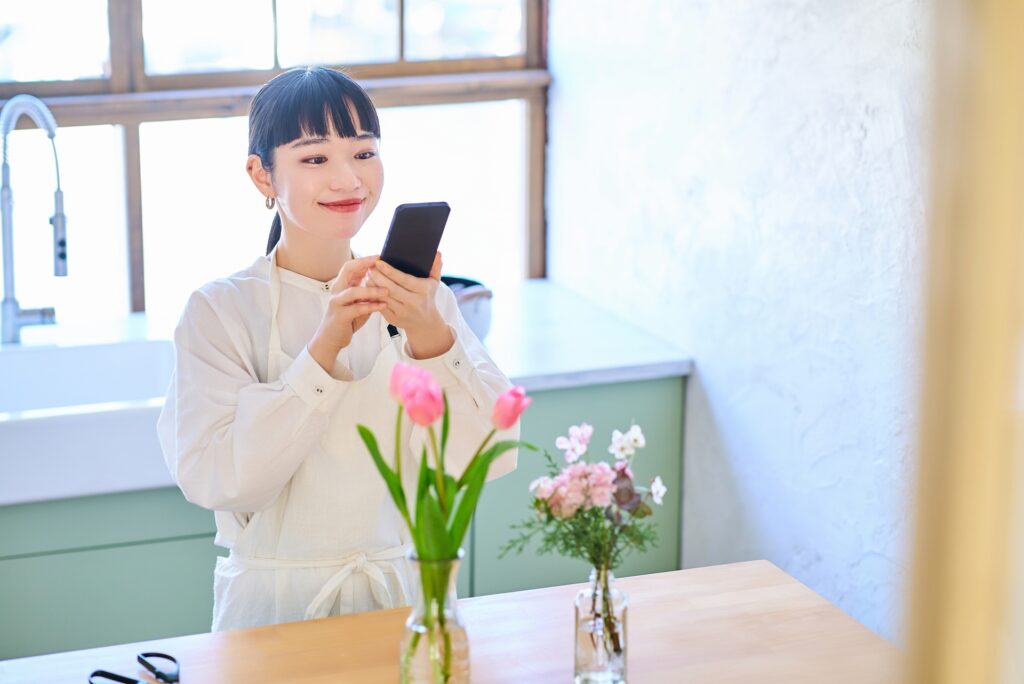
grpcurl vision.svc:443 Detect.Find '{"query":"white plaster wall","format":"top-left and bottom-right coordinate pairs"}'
top-left (545, 1), bottom-right (929, 641)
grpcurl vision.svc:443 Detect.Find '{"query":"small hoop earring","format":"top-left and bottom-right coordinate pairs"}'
top-left (265, 196), bottom-right (276, 210)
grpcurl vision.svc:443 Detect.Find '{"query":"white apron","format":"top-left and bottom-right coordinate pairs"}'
top-left (211, 251), bottom-right (413, 631)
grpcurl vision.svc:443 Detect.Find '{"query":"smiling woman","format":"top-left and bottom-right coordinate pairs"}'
top-left (154, 66), bottom-right (523, 634)
top-left (244, 67), bottom-right (384, 259)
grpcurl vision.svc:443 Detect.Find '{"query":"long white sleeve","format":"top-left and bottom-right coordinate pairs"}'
top-left (157, 288), bottom-right (352, 513)
top-left (403, 284), bottom-right (520, 483)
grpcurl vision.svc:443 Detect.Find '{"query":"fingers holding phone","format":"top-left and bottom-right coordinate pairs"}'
top-left (334, 254), bottom-right (379, 293)
top-left (373, 251), bottom-right (454, 359)
top-left (308, 272), bottom-right (388, 372)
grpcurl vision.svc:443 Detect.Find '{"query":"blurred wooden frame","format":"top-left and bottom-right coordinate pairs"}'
top-left (0, 0), bottom-right (550, 311)
top-left (907, 0), bottom-right (1024, 682)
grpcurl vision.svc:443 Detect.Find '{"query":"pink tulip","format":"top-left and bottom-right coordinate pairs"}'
top-left (402, 375), bottom-right (445, 426)
top-left (389, 362), bottom-right (444, 425)
top-left (389, 362), bottom-right (419, 402)
top-left (492, 386), bottom-right (531, 430)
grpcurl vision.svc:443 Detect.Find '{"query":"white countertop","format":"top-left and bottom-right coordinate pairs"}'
top-left (485, 279), bottom-right (691, 389)
top-left (4, 278), bottom-right (691, 394)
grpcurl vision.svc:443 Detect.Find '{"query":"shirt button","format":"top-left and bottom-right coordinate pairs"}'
top-left (452, 359), bottom-right (462, 369)
top-left (314, 385), bottom-right (325, 395)
top-left (322, 283), bottom-right (330, 292)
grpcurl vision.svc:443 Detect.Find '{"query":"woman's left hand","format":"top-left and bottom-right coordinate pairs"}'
top-left (369, 252), bottom-right (455, 358)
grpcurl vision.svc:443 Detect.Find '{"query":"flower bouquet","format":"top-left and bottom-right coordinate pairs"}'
top-left (500, 422), bottom-right (667, 684)
top-left (358, 362), bottom-right (534, 684)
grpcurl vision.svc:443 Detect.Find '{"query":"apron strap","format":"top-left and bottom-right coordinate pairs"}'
top-left (303, 547), bottom-right (411, 620)
top-left (266, 247), bottom-right (285, 380)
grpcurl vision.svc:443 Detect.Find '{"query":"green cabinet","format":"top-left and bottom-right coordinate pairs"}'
top-left (0, 489), bottom-right (221, 659)
top-left (0, 376), bottom-right (685, 660)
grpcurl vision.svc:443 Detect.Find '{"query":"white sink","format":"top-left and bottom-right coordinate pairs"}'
top-left (0, 322), bottom-right (176, 506)
top-left (0, 339), bottom-right (174, 413)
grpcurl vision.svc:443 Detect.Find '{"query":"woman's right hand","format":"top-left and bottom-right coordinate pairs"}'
top-left (307, 255), bottom-right (388, 373)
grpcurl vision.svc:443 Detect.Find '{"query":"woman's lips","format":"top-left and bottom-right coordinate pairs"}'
top-left (320, 199), bottom-right (364, 213)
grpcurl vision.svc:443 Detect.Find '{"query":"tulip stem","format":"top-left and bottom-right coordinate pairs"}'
top-left (428, 426), bottom-right (446, 513)
top-left (395, 407), bottom-right (404, 483)
top-left (456, 429), bottom-right (496, 489)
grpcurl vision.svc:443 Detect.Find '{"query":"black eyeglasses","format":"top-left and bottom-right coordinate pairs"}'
top-left (88, 652), bottom-right (180, 683)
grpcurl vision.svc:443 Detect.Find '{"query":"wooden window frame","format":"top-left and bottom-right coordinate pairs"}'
top-left (1, 0), bottom-right (549, 312)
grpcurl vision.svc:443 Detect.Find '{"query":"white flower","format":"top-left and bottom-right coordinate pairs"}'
top-left (556, 424), bottom-right (591, 463)
top-left (569, 422), bottom-right (594, 446)
top-left (626, 424), bottom-right (645, 449)
top-left (650, 476), bottom-right (667, 505)
top-left (608, 430), bottom-right (635, 460)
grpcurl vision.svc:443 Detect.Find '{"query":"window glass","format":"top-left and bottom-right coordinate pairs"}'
top-left (278, 0), bottom-right (399, 68)
top-left (142, 0), bottom-right (275, 75)
top-left (0, 0), bottom-right (110, 82)
top-left (0, 125), bottom-right (129, 324)
top-left (405, 0), bottom-right (524, 61)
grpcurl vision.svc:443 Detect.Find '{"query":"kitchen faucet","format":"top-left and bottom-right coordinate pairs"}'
top-left (0, 94), bottom-right (67, 344)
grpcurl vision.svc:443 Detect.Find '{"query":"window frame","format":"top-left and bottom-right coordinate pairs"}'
top-left (0, 0), bottom-right (549, 312)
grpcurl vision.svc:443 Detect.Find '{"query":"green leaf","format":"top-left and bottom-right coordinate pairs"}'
top-left (442, 473), bottom-right (458, 519)
top-left (633, 502), bottom-right (653, 519)
top-left (441, 392), bottom-right (450, 453)
top-left (456, 438), bottom-right (537, 488)
top-left (416, 492), bottom-right (453, 561)
top-left (416, 446), bottom-right (431, 504)
top-left (447, 439), bottom-right (524, 549)
top-left (358, 424), bottom-right (410, 523)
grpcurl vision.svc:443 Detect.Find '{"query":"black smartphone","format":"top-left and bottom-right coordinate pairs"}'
top-left (379, 202), bottom-right (451, 278)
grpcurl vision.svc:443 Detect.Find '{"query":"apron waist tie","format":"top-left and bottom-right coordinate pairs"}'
top-left (228, 545), bottom-right (412, 620)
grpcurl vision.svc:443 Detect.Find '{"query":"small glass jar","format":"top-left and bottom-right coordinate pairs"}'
top-left (574, 566), bottom-right (628, 684)
top-left (401, 548), bottom-right (469, 684)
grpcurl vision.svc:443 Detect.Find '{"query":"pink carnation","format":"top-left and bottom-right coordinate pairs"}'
top-left (587, 461), bottom-right (616, 508)
top-left (529, 476), bottom-right (556, 501)
top-left (532, 461), bottom-right (621, 518)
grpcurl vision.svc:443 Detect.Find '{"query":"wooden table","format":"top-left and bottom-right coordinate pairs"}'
top-left (0, 560), bottom-right (899, 683)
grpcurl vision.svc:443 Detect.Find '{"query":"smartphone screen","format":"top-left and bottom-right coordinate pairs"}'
top-left (379, 202), bottom-right (451, 278)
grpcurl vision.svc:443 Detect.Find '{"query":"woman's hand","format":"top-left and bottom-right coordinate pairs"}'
top-left (369, 252), bottom-right (455, 359)
top-left (308, 255), bottom-right (388, 372)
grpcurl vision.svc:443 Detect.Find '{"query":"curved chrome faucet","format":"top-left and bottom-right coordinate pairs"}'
top-left (0, 94), bottom-right (68, 344)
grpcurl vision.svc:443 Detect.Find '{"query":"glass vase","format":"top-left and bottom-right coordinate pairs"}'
top-left (574, 565), bottom-right (628, 684)
top-left (401, 548), bottom-right (469, 684)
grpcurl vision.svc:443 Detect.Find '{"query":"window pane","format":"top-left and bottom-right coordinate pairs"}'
top-left (139, 117), bottom-right (267, 325)
top-left (0, 0), bottom-right (110, 83)
top-left (0, 125), bottom-right (129, 324)
top-left (404, 0), bottom-right (523, 61)
top-left (278, 0), bottom-right (399, 68)
top-left (353, 99), bottom-right (526, 296)
top-left (142, 0), bottom-right (274, 75)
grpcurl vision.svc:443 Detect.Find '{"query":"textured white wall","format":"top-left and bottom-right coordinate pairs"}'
top-left (545, 1), bottom-right (928, 640)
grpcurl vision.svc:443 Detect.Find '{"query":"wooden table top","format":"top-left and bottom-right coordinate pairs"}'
top-left (0, 560), bottom-right (899, 683)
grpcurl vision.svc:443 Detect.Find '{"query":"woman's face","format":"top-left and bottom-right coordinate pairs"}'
top-left (268, 123), bottom-right (384, 242)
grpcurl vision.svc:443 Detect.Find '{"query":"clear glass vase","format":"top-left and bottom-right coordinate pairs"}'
top-left (574, 565), bottom-right (628, 684)
top-left (401, 548), bottom-right (469, 684)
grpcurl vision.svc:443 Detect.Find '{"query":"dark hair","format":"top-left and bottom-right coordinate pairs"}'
top-left (247, 66), bottom-right (381, 254)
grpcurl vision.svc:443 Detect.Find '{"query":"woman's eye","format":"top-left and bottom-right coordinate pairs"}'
top-left (355, 151), bottom-right (377, 160)
top-left (303, 156), bottom-right (328, 165)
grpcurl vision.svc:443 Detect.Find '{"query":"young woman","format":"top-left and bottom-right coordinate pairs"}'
top-left (157, 66), bottom-right (519, 631)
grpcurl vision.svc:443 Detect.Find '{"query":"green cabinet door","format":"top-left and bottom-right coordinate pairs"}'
top-left (0, 535), bottom-right (224, 659)
top-left (470, 377), bottom-right (685, 596)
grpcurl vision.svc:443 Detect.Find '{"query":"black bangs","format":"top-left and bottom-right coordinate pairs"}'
top-left (248, 67), bottom-right (380, 162)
